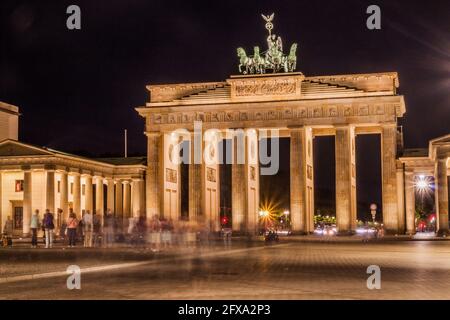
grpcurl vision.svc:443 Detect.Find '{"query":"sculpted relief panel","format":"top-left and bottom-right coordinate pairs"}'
top-left (234, 79), bottom-right (297, 97)
top-left (149, 103), bottom-right (393, 126)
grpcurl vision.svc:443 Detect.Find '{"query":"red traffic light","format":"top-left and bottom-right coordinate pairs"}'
top-left (221, 216), bottom-right (229, 225)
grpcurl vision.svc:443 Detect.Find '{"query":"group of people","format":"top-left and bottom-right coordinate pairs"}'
top-left (3, 209), bottom-right (219, 250)
top-left (28, 208), bottom-right (102, 248)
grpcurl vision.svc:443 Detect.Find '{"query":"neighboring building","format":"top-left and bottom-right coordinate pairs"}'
top-left (0, 138), bottom-right (146, 236)
top-left (0, 101), bottom-right (19, 141)
top-left (400, 135), bottom-right (450, 235)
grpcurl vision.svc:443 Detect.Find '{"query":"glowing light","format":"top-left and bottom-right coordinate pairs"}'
top-left (259, 210), bottom-right (269, 217)
top-left (415, 175), bottom-right (431, 193)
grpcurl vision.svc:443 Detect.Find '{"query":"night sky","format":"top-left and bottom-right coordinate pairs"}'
top-left (1, 0), bottom-right (449, 218)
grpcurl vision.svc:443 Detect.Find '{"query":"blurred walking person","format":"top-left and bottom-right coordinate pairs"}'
top-left (92, 213), bottom-right (102, 247)
top-left (128, 216), bottom-right (137, 245)
top-left (161, 218), bottom-right (173, 249)
top-left (136, 215), bottom-right (147, 248)
top-left (83, 210), bottom-right (93, 247)
top-left (30, 209), bottom-right (40, 248)
top-left (66, 212), bottom-right (79, 247)
top-left (2, 216), bottom-right (13, 248)
top-left (42, 209), bottom-right (55, 248)
top-left (149, 215), bottom-right (161, 252)
top-left (104, 209), bottom-right (115, 248)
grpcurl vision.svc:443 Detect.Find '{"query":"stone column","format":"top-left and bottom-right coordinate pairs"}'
top-left (381, 125), bottom-right (399, 234)
top-left (436, 158), bottom-right (449, 236)
top-left (23, 169), bottom-right (32, 236)
top-left (123, 181), bottom-right (131, 218)
top-left (106, 178), bottom-right (114, 213)
top-left (95, 177), bottom-right (104, 216)
top-left (46, 170), bottom-right (55, 213)
top-left (245, 129), bottom-right (259, 235)
top-left (60, 171), bottom-right (69, 220)
top-left (72, 173), bottom-right (81, 216)
top-left (0, 171), bottom-right (2, 232)
top-left (290, 128), bottom-right (306, 234)
top-left (189, 131), bottom-right (203, 222)
top-left (335, 126), bottom-right (357, 234)
top-left (115, 180), bottom-right (123, 217)
top-left (404, 171), bottom-right (416, 235)
top-left (146, 132), bottom-right (161, 218)
top-left (131, 179), bottom-right (144, 218)
top-left (84, 175), bottom-right (93, 213)
top-left (396, 163), bottom-right (406, 234)
top-left (290, 127), bottom-right (315, 234)
top-left (232, 130), bottom-right (246, 232)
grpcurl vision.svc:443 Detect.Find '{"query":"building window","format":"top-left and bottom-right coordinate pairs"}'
top-left (82, 184), bottom-right (85, 196)
top-left (70, 182), bottom-right (74, 195)
top-left (57, 180), bottom-right (61, 193)
top-left (15, 180), bottom-right (24, 192)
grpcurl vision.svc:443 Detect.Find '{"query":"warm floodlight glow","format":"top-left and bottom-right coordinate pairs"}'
top-left (415, 175), bottom-right (431, 192)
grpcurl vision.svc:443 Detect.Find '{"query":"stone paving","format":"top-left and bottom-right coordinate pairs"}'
top-left (1, 240), bottom-right (450, 299)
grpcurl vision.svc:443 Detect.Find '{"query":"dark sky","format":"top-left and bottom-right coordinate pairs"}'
top-left (1, 0), bottom-right (450, 217)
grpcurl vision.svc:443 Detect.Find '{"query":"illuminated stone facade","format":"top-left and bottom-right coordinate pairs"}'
top-left (1, 71), bottom-right (449, 237)
top-left (137, 72), bottom-right (410, 235)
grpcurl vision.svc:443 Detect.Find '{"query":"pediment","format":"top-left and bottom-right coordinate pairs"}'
top-left (0, 140), bottom-right (54, 157)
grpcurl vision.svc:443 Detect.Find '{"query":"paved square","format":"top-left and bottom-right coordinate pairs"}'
top-left (1, 240), bottom-right (450, 299)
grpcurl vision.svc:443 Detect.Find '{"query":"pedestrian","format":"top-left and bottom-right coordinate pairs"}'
top-left (92, 213), bottom-right (102, 247)
top-left (136, 215), bottom-right (147, 247)
top-left (2, 216), bottom-right (13, 248)
top-left (149, 214), bottom-right (161, 252)
top-left (59, 212), bottom-right (67, 246)
top-left (42, 209), bottom-right (55, 248)
top-left (66, 212), bottom-right (79, 247)
top-left (83, 210), bottom-right (93, 247)
top-left (127, 216), bottom-right (137, 245)
top-left (104, 209), bottom-right (115, 247)
top-left (161, 218), bottom-right (173, 249)
top-left (30, 209), bottom-right (40, 248)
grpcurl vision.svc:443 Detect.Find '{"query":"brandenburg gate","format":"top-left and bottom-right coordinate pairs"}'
top-left (136, 14), bottom-right (407, 235)
top-left (137, 71), bottom-right (406, 235)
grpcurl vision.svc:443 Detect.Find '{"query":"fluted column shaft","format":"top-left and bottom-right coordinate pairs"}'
top-left (146, 133), bottom-right (161, 218)
top-left (404, 172), bottom-right (416, 235)
top-left (23, 170), bottom-right (32, 235)
top-left (381, 125), bottom-right (399, 233)
top-left (95, 177), bottom-right (104, 216)
top-left (436, 158), bottom-right (449, 236)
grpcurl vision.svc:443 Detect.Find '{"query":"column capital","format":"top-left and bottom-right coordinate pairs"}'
top-left (381, 123), bottom-right (398, 130)
top-left (334, 124), bottom-right (352, 129)
top-left (21, 165), bottom-right (31, 171)
top-left (145, 131), bottom-right (161, 137)
top-left (81, 172), bottom-right (93, 178)
top-left (287, 125), bottom-right (304, 130)
top-left (44, 164), bottom-right (56, 171)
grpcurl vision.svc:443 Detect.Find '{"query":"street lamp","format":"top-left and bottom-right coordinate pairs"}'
top-left (259, 210), bottom-right (269, 217)
top-left (415, 175), bottom-right (430, 192)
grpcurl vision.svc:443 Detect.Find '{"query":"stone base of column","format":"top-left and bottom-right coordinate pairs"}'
top-left (336, 230), bottom-right (356, 236)
top-left (384, 229), bottom-right (400, 236)
top-left (290, 231), bottom-right (309, 236)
